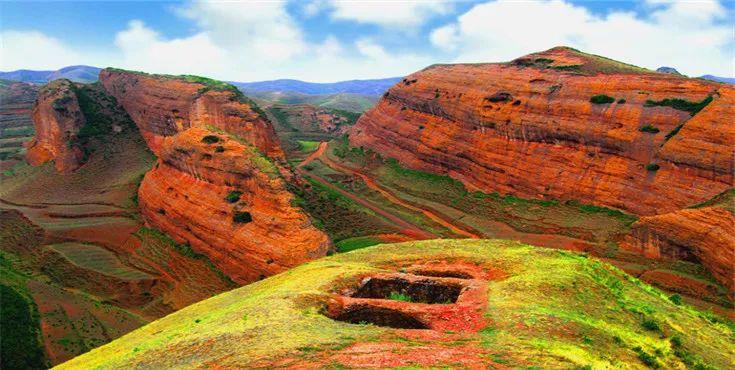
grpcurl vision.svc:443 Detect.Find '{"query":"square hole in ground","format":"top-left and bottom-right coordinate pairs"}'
top-left (351, 277), bottom-right (463, 304)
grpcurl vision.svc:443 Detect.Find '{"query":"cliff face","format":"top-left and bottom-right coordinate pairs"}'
top-left (622, 192), bottom-right (735, 293)
top-left (99, 69), bottom-right (283, 159)
top-left (138, 127), bottom-right (330, 284)
top-left (26, 79), bottom-right (86, 172)
top-left (350, 47), bottom-right (732, 216)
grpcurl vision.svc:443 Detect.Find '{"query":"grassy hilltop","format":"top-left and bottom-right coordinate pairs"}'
top-left (57, 239), bottom-right (733, 369)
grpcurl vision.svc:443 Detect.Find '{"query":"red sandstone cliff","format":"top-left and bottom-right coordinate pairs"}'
top-left (138, 127), bottom-right (330, 283)
top-left (350, 47), bottom-right (733, 217)
top-left (622, 207), bottom-right (734, 293)
top-left (26, 79), bottom-right (86, 172)
top-left (99, 69), bottom-right (282, 159)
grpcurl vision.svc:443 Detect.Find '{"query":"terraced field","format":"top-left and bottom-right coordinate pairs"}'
top-left (47, 243), bottom-right (153, 280)
top-left (0, 79), bottom-right (38, 172)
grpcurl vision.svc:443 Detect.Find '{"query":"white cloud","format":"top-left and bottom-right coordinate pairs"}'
top-left (430, 0), bottom-right (733, 77)
top-left (327, 0), bottom-right (452, 28)
top-left (107, 2), bottom-right (429, 82)
top-left (0, 31), bottom-right (83, 71)
top-left (114, 20), bottom-right (229, 77)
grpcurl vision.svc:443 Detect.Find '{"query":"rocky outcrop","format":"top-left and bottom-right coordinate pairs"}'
top-left (99, 69), bottom-right (283, 158)
top-left (138, 127), bottom-right (330, 284)
top-left (350, 47), bottom-right (733, 216)
top-left (622, 203), bottom-right (734, 293)
top-left (26, 79), bottom-right (86, 172)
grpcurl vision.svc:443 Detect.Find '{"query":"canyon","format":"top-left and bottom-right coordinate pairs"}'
top-left (2, 47), bottom-right (733, 369)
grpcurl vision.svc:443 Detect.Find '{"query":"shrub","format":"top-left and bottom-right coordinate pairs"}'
top-left (590, 94), bottom-right (615, 104)
top-left (639, 124), bottom-right (660, 133)
top-left (665, 124), bottom-right (684, 141)
top-left (670, 334), bottom-right (683, 347)
top-left (634, 347), bottom-right (661, 368)
top-left (202, 135), bottom-right (220, 144)
top-left (646, 163), bottom-right (660, 172)
top-left (617, 99), bottom-right (626, 104)
top-left (642, 318), bottom-right (662, 332)
top-left (645, 95), bottom-right (713, 115)
top-left (215, 145), bottom-right (225, 153)
top-left (233, 211), bottom-right (252, 223)
top-left (669, 294), bottom-right (682, 305)
top-left (225, 190), bottom-right (242, 203)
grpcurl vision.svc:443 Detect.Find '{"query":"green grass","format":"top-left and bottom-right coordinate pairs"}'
top-left (56, 239), bottom-right (735, 369)
top-left (335, 236), bottom-right (382, 253)
top-left (297, 140), bottom-right (320, 153)
top-left (589, 95), bottom-right (615, 104)
top-left (387, 291), bottom-right (413, 302)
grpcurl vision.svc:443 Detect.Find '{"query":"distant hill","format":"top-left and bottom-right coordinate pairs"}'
top-left (699, 75), bottom-right (735, 84)
top-left (232, 77), bottom-right (401, 97)
top-left (246, 90), bottom-right (378, 112)
top-left (0, 65), bottom-right (101, 84)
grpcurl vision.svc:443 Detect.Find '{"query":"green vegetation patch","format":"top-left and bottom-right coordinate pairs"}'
top-left (645, 163), bottom-right (660, 172)
top-left (233, 211), bottom-right (253, 223)
top-left (589, 95), bottom-right (615, 104)
top-left (645, 95), bottom-right (713, 115)
top-left (0, 284), bottom-right (47, 370)
top-left (202, 135), bottom-right (220, 144)
top-left (639, 124), bottom-right (660, 133)
top-left (335, 236), bottom-right (382, 253)
top-left (225, 190), bottom-right (243, 203)
top-left (297, 140), bottom-right (320, 153)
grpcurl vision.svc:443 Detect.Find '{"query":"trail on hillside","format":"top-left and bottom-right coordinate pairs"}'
top-left (295, 142), bottom-right (434, 239)
top-left (296, 142), bottom-right (479, 239)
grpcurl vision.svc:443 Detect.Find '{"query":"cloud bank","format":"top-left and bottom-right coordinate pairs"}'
top-left (1, 0), bottom-right (732, 81)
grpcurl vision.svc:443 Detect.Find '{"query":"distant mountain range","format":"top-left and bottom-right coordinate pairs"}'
top-left (699, 75), bottom-right (735, 84)
top-left (1, 66), bottom-right (731, 90)
top-left (231, 77), bottom-right (401, 97)
top-left (0, 65), bottom-right (101, 84)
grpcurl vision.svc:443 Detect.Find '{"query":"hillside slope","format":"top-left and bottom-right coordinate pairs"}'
top-left (57, 240), bottom-right (734, 369)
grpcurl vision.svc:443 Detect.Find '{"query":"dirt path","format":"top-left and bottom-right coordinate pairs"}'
top-left (318, 152), bottom-right (481, 239)
top-left (297, 141), bottom-right (328, 169)
top-left (303, 171), bottom-right (435, 240)
top-left (296, 142), bottom-right (479, 239)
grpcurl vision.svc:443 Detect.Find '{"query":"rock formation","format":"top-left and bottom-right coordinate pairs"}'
top-left (622, 191), bottom-right (735, 293)
top-left (99, 69), bottom-right (283, 159)
top-left (26, 79), bottom-right (86, 172)
top-left (350, 46), bottom-right (733, 216)
top-left (138, 127), bottom-right (330, 283)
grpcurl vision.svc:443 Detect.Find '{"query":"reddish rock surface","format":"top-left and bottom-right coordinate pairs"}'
top-left (99, 69), bottom-right (283, 158)
top-left (138, 127), bottom-right (330, 283)
top-left (350, 47), bottom-right (733, 216)
top-left (26, 79), bottom-right (86, 172)
top-left (622, 206), bottom-right (734, 293)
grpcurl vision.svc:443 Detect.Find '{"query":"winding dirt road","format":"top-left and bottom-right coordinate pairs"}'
top-left (296, 142), bottom-right (479, 239)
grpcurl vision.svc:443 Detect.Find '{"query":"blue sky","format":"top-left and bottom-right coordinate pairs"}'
top-left (1, 1), bottom-right (732, 82)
